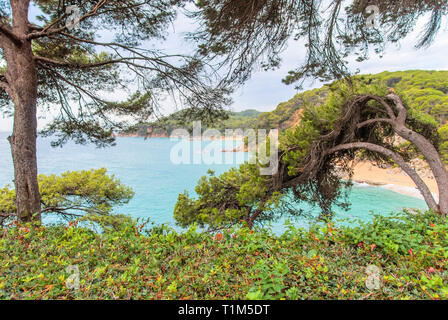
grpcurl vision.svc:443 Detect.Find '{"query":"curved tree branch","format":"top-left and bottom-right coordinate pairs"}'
top-left (357, 118), bottom-right (394, 129)
top-left (26, 0), bottom-right (109, 40)
top-left (0, 22), bottom-right (22, 45)
top-left (386, 93), bottom-right (448, 214)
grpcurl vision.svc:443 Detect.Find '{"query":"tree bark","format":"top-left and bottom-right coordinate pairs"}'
top-left (394, 127), bottom-right (448, 214)
top-left (2, 0), bottom-right (41, 223)
top-left (387, 93), bottom-right (448, 215)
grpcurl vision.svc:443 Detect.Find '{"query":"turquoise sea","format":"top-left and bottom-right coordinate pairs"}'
top-left (0, 132), bottom-right (428, 231)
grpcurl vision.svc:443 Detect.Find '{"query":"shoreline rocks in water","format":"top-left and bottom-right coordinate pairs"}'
top-left (221, 144), bottom-right (248, 153)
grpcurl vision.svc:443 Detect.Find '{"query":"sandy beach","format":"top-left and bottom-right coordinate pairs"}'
top-left (350, 161), bottom-right (438, 201)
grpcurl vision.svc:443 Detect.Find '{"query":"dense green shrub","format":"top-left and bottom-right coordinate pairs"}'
top-left (174, 165), bottom-right (283, 229)
top-left (1, 211), bottom-right (447, 300)
top-left (0, 169), bottom-right (134, 227)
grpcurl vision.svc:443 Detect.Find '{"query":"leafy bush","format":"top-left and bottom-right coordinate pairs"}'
top-left (174, 165), bottom-right (283, 229)
top-left (0, 168), bottom-right (134, 227)
top-left (1, 211), bottom-right (447, 299)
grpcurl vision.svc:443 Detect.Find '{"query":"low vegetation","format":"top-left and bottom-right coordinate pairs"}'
top-left (0, 169), bottom-right (134, 227)
top-left (1, 211), bottom-right (447, 299)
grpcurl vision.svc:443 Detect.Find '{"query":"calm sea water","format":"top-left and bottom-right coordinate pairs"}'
top-left (0, 132), bottom-right (427, 231)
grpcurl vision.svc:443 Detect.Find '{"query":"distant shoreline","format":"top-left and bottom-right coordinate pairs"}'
top-left (115, 133), bottom-right (245, 140)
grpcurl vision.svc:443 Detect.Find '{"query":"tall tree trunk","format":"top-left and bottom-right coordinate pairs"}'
top-left (393, 127), bottom-right (448, 215)
top-left (3, 2), bottom-right (41, 223)
top-left (388, 93), bottom-right (448, 215)
top-left (8, 84), bottom-right (41, 223)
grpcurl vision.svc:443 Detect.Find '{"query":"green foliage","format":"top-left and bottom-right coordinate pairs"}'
top-left (1, 211), bottom-right (447, 299)
top-left (0, 169), bottom-right (134, 226)
top-left (174, 164), bottom-right (282, 229)
top-left (339, 211), bottom-right (448, 257)
top-left (257, 70), bottom-right (448, 160)
top-left (0, 185), bottom-right (15, 221)
top-left (281, 79), bottom-right (389, 172)
top-left (1, 0), bottom-right (234, 147)
top-left (363, 70), bottom-right (448, 125)
top-left (215, 110), bottom-right (261, 132)
top-left (256, 87), bottom-right (329, 130)
top-left (359, 70), bottom-right (448, 159)
top-left (439, 124), bottom-right (448, 163)
top-left (180, 71), bottom-right (446, 228)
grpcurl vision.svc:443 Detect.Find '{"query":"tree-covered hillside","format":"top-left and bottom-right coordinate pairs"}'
top-left (126, 70), bottom-right (448, 149)
top-left (256, 70), bottom-right (448, 130)
top-left (365, 70), bottom-right (448, 125)
top-left (255, 70), bottom-right (448, 161)
top-left (125, 109), bottom-right (261, 137)
top-left (255, 87), bottom-right (329, 130)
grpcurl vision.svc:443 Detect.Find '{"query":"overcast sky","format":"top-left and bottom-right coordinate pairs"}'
top-left (1, 8), bottom-right (448, 132)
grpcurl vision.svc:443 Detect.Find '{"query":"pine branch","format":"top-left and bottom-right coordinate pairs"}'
top-left (0, 21), bottom-right (22, 45)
